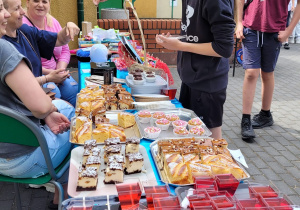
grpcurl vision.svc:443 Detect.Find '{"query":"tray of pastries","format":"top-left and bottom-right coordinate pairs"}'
top-left (68, 138), bottom-right (156, 197)
top-left (76, 84), bottom-right (134, 112)
top-left (150, 137), bottom-right (250, 186)
top-left (135, 108), bottom-right (212, 140)
top-left (70, 110), bottom-right (140, 144)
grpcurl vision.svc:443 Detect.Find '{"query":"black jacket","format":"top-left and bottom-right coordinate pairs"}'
top-left (177, 0), bottom-right (235, 93)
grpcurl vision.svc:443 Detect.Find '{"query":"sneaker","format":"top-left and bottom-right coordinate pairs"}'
top-left (29, 183), bottom-right (55, 193)
top-left (284, 43), bottom-right (290, 49)
top-left (241, 118), bottom-right (256, 140)
top-left (252, 112), bottom-right (274, 129)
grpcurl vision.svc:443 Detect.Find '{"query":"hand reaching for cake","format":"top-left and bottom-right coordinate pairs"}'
top-left (45, 112), bottom-right (71, 134)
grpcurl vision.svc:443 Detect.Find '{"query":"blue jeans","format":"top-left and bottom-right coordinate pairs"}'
top-left (0, 100), bottom-right (74, 178)
top-left (44, 76), bottom-right (78, 107)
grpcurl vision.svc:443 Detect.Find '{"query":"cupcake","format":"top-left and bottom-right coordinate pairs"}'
top-left (166, 114), bottom-right (180, 126)
top-left (144, 126), bottom-right (161, 139)
top-left (188, 117), bottom-right (203, 129)
top-left (128, 72), bottom-right (134, 80)
top-left (173, 126), bottom-right (189, 136)
top-left (155, 118), bottom-right (170, 131)
top-left (172, 120), bottom-right (188, 129)
top-left (133, 76), bottom-right (145, 85)
top-left (152, 112), bottom-right (166, 120)
top-left (189, 126), bottom-right (205, 136)
top-left (138, 110), bottom-right (152, 123)
top-left (145, 74), bottom-right (156, 83)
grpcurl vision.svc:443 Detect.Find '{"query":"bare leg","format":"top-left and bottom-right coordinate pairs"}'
top-left (260, 71), bottom-right (274, 111)
top-left (209, 126), bottom-right (222, 139)
top-left (242, 69), bottom-right (260, 114)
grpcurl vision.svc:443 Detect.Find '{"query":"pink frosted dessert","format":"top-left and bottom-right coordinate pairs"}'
top-left (152, 112), bottom-right (166, 120)
top-left (173, 126), bottom-right (189, 136)
top-left (166, 114), bottom-right (180, 122)
top-left (189, 126), bottom-right (205, 136)
top-left (188, 117), bottom-right (203, 127)
top-left (138, 110), bottom-right (152, 123)
top-left (155, 118), bottom-right (170, 131)
top-left (172, 120), bottom-right (188, 128)
top-left (144, 126), bottom-right (161, 139)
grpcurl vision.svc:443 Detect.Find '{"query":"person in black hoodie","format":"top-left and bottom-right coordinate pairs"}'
top-left (156, 0), bottom-right (235, 139)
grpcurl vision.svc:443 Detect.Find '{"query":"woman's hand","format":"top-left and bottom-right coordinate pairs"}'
top-left (93, 0), bottom-right (108, 5)
top-left (44, 112), bottom-right (70, 134)
top-left (156, 33), bottom-right (183, 51)
top-left (65, 22), bottom-right (80, 41)
top-left (47, 68), bottom-right (69, 84)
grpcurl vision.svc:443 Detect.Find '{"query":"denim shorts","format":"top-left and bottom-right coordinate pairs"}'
top-left (179, 83), bottom-right (226, 128)
top-left (0, 100), bottom-right (75, 179)
top-left (242, 27), bottom-right (282, 72)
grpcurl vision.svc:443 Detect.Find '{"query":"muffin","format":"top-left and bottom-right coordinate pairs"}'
top-left (173, 126), bottom-right (189, 136)
top-left (155, 118), bottom-right (170, 131)
top-left (189, 126), bottom-right (205, 136)
top-left (166, 114), bottom-right (180, 126)
top-left (133, 76), bottom-right (145, 85)
top-left (152, 112), bottom-right (166, 120)
top-left (145, 74), bottom-right (156, 83)
top-left (138, 110), bottom-right (152, 123)
top-left (172, 120), bottom-right (188, 129)
top-left (188, 117), bottom-right (203, 129)
top-left (144, 126), bottom-right (161, 139)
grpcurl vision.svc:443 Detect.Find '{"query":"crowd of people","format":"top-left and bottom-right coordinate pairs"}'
top-left (0, 0), bottom-right (300, 209)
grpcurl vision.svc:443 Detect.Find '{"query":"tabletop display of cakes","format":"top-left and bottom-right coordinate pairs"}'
top-left (155, 138), bottom-right (248, 185)
top-left (72, 110), bottom-right (136, 144)
top-left (136, 110), bottom-right (208, 139)
top-left (76, 137), bottom-right (144, 191)
top-left (76, 84), bottom-right (134, 113)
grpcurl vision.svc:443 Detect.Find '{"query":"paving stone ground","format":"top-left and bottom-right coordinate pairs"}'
top-left (1, 44), bottom-right (300, 209)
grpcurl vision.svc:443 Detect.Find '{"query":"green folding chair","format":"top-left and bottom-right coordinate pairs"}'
top-left (0, 105), bottom-right (70, 210)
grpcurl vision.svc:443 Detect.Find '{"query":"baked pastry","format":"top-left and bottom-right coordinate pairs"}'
top-left (104, 137), bottom-right (121, 146)
top-left (91, 99), bottom-right (105, 118)
top-left (86, 85), bottom-right (100, 92)
top-left (104, 145), bottom-right (122, 164)
top-left (96, 123), bottom-right (124, 132)
top-left (77, 93), bottom-right (94, 104)
top-left (92, 89), bottom-right (104, 98)
top-left (166, 114), bottom-right (180, 123)
top-left (77, 101), bottom-right (91, 112)
top-left (109, 128), bottom-right (126, 143)
top-left (125, 137), bottom-right (140, 154)
top-left (138, 110), bottom-right (152, 123)
top-left (189, 126), bottom-right (205, 136)
top-left (155, 118), bottom-right (170, 131)
top-left (74, 122), bottom-right (92, 144)
top-left (75, 116), bottom-right (91, 131)
top-left (86, 156), bottom-right (101, 171)
top-left (94, 114), bottom-right (110, 125)
top-left (82, 147), bottom-right (101, 166)
top-left (213, 146), bottom-right (231, 157)
top-left (75, 107), bottom-right (91, 118)
top-left (144, 127), bottom-right (161, 139)
top-left (76, 166), bottom-right (98, 191)
top-left (198, 146), bottom-right (215, 157)
top-left (198, 138), bottom-right (213, 147)
top-left (118, 100), bottom-right (134, 110)
top-left (125, 153), bottom-right (144, 174)
top-left (172, 120), bottom-right (188, 128)
top-left (118, 112), bottom-right (136, 128)
top-left (83, 139), bottom-right (97, 150)
top-left (108, 154), bottom-right (125, 169)
top-left (118, 94), bottom-right (134, 101)
top-left (165, 162), bottom-right (189, 184)
top-left (188, 118), bottom-right (203, 128)
top-left (187, 161), bottom-right (213, 179)
top-left (163, 153), bottom-right (183, 168)
top-left (182, 153), bottom-right (200, 163)
top-left (105, 101), bottom-right (118, 110)
top-left (212, 139), bottom-right (228, 148)
top-left (92, 128), bottom-right (109, 143)
top-left (152, 112), bottom-right (166, 120)
top-left (173, 126), bottom-right (189, 136)
top-left (104, 162), bottom-right (124, 184)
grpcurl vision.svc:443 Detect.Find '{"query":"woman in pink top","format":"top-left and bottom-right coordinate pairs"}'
top-left (23, 0), bottom-right (78, 107)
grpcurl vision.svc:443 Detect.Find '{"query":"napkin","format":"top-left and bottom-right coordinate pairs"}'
top-left (180, 188), bottom-right (194, 209)
top-left (228, 149), bottom-right (248, 168)
top-left (132, 101), bottom-right (176, 110)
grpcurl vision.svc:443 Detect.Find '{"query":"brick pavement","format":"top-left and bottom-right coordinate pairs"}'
top-left (1, 44), bottom-right (300, 209)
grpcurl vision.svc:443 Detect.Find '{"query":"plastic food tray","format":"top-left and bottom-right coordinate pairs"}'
top-left (150, 138), bottom-right (250, 187)
top-left (135, 108), bottom-right (212, 141)
top-left (125, 75), bottom-right (167, 94)
top-left (68, 145), bottom-right (156, 197)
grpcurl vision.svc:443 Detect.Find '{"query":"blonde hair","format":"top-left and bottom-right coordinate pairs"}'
top-left (24, 0), bottom-right (53, 28)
